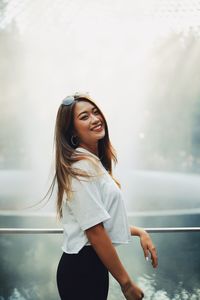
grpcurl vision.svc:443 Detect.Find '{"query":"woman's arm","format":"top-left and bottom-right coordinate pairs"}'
top-left (85, 223), bottom-right (144, 300)
top-left (130, 225), bottom-right (158, 268)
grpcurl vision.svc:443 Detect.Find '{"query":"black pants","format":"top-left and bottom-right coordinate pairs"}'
top-left (56, 246), bottom-right (109, 300)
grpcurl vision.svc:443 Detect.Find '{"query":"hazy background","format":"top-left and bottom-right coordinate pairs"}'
top-left (1, 0), bottom-right (200, 212)
top-left (0, 1), bottom-right (200, 299)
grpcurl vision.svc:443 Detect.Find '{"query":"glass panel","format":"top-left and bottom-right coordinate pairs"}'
top-left (0, 215), bottom-right (200, 299)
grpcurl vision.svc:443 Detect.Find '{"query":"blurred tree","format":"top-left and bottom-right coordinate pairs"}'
top-left (138, 32), bottom-right (200, 174)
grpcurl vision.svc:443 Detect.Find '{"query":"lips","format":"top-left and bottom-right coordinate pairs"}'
top-left (91, 123), bottom-right (103, 131)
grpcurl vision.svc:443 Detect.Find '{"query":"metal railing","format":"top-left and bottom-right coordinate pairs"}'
top-left (0, 227), bottom-right (200, 234)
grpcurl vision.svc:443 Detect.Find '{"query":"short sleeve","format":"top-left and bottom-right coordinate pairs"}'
top-left (67, 159), bottom-right (111, 231)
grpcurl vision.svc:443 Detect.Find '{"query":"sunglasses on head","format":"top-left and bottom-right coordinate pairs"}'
top-left (62, 92), bottom-right (89, 106)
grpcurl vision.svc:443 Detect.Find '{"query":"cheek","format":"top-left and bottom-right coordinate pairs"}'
top-left (100, 115), bottom-right (104, 124)
top-left (75, 121), bottom-right (89, 136)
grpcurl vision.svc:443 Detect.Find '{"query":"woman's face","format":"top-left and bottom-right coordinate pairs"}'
top-left (73, 101), bottom-right (105, 148)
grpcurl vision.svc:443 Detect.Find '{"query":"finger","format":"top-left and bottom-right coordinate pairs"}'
top-left (147, 245), bottom-right (157, 265)
top-left (149, 246), bottom-right (158, 267)
top-left (143, 247), bottom-right (149, 260)
top-left (151, 252), bottom-right (158, 267)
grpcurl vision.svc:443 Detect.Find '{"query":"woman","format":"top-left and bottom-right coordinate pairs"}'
top-left (52, 93), bottom-right (158, 300)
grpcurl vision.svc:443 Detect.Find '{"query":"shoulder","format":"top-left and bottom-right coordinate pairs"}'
top-left (72, 157), bottom-right (104, 177)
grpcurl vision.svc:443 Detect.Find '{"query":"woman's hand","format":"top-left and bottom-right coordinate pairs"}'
top-left (130, 226), bottom-right (158, 268)
top-left (139, 229), bottom-right (158, 268)
top-left (121, 280), bottom-right (144, 300)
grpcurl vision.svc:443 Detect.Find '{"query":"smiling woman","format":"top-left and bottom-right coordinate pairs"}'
top-left (46, 93), bottom-right (158, 300)
top-left (73, 101), bottom-right (105, 156)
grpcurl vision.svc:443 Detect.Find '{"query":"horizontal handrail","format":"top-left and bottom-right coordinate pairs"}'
top-left (0, 228), bottom-right (63, 234)
top-left (0, 227), bottom-right (200, 234)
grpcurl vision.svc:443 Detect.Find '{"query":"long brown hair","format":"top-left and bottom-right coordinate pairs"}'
top-left (47, 94), bottom-right (118, 218)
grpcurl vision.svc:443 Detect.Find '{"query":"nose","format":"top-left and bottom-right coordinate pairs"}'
top-left (91, 114), bottom-right (100, 124)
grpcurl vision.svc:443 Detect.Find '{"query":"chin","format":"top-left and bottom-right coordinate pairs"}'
top-left (98, 130), bottom-right (106, 139)
top-left (98, 135), bottom-right (105, 142)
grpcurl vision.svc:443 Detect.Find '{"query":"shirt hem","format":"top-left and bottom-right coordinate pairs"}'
top-left (62, 238), bottom-right (131, 253)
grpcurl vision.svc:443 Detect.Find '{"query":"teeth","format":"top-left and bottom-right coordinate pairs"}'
top-left (92, 124), bottom-right (102, 130)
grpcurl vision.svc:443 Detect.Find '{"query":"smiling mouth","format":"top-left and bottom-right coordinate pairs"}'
top-left (91, 123), bottom-right (103, 131)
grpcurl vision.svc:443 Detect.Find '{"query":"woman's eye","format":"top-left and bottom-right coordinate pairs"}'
top-left (80, 115), bottom-right (88, 120)
top-left (94, 110), bottom-right (99, 115)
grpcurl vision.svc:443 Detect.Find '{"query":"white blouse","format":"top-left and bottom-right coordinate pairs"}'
top-left (61, 147), bottom-right (131, 254)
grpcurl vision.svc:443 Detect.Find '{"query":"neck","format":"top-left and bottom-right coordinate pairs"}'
top-left (79, 143), bottom-right (99, 157)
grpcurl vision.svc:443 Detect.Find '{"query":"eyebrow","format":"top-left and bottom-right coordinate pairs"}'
top-left (77, 107), bottom-right (97, 118)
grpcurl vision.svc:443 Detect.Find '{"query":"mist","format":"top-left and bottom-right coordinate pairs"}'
top-left (1, 1), bottom-right (200, 214)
